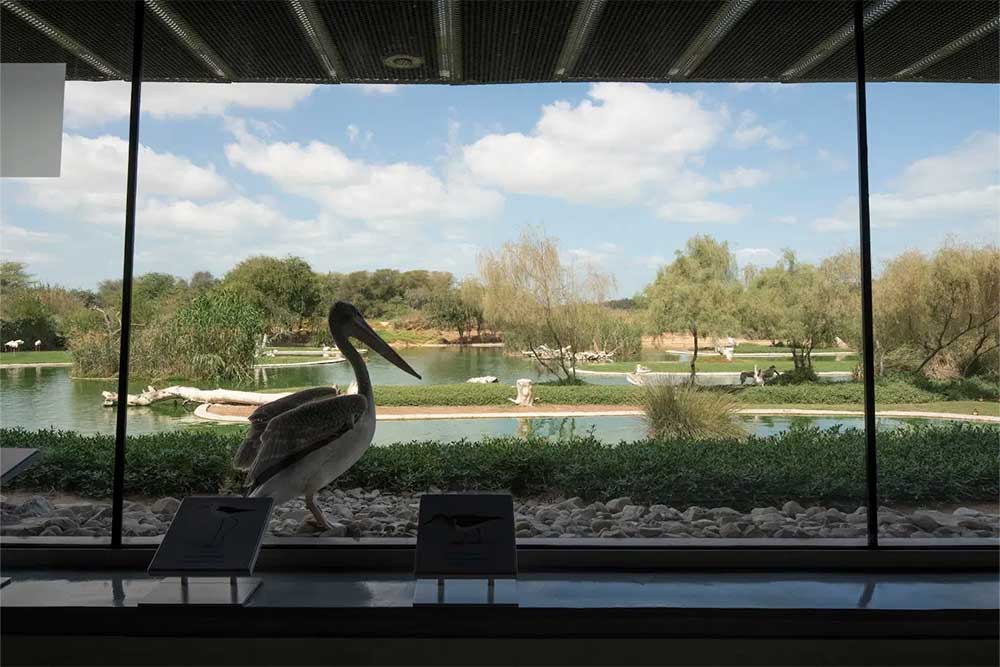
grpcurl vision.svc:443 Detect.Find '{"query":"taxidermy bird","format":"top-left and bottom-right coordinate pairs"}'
top-left (233, 302), bottom-right (421, 529)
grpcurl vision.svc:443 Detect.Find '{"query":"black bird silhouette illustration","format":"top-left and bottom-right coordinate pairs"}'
top-left (422, 514), bottom-right (503, 544)
top-left (202, 504), bottom-right (255, 548)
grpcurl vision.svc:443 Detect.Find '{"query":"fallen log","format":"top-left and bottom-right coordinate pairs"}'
top-left (102, 385), bottom-right (296, 407)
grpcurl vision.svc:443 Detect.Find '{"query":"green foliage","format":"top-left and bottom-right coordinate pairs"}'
top-left (480, 227), bottom-right (613, 382)
top-left (586, 308), bottom-right (643, 358)
top-left (875, 244), bottom-right (999, 379)
top-left (646, 235), bottom-right (740, 380)
top-left (222, 256), bottom-right (321, 334)
top-left (742, 250), bottom-right (860, 371)
top-left (3, 424), bottom-right (996, 507)
top-left (373, 383), bottom-right (641, 406)
top-left (133, 289), bottom-right (265, 383)
top-left (641, 384), bottom-right (744, 440)
top-left (319, 268), bottom-right (455, 321)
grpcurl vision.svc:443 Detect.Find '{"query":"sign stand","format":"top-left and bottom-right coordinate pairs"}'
top-left (413, 493), bottom-right (518, 607)
top-left (140, 496), bottom-right (273, 607)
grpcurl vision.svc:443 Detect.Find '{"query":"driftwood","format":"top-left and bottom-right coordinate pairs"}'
top-left (466, 376), bottom-right (499, 384)
top-left (102, 385), bottom-right (295, 407)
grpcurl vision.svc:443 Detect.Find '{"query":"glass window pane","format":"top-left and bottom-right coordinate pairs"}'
top-left (121, 60), bottom-right (876, 543)
top-left (0, 4), bottom-right (133, 544)
top-left (867, 77), bottom-right (999, 542)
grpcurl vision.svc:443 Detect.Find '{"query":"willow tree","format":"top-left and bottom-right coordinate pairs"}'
top-left (875, 244), bottom-right (999, 377)
top-left (478, 227), bottom-right (611, 383)
top-left (646, 235), bottom-right (740, 383)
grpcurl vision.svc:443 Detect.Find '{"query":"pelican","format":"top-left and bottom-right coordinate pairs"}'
top-left (233, 302), bottom-right (420, 530)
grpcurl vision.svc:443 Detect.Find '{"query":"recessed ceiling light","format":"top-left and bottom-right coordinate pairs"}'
top-left (383, 54), bottom-right (424, 70)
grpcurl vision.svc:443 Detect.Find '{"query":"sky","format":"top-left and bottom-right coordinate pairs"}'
top-left (2, 79), bottom-right (997, 297)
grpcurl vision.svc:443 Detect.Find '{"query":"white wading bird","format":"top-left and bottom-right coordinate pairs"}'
top-left (233, 302), bottom-right (421, 529)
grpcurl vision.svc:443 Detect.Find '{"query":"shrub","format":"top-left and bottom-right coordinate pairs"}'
top-left (2, 423), bottom-right (996, 508)
top-left (641, 384), bottom-right (743, 440)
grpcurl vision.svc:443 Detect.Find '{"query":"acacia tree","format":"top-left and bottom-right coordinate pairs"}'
top-left (222, 256), bottom-right (320, 334)
top-left (646, 235), bottom-right (740, 383)
top-left (479, 227), bottom-right (611, 382)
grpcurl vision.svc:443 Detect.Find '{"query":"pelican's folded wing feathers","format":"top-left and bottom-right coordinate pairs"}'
top-left (233, 386), bottom-right (341, 471)
top-left (247, 393), bottom-right (369, 489)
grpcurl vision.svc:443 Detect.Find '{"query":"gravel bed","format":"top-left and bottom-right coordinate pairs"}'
top-left (2, 491), bottom-right (997, 540)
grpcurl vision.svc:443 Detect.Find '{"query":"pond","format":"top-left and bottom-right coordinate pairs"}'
top-left (1, 347), bottom-right (866, 437)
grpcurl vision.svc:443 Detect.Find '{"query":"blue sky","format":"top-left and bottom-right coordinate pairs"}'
top-left (2, 80), bottom-right (997, 296)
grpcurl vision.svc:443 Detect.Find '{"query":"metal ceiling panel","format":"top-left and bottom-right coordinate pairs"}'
top-left (918, 29), bottom-right (999, 83)
top-left (462, 0), bottom-right (576, 83)
top-left (1, 0), bottom-right (996, 84)
top-left (168, 1), bottom-right (329, 82)
top-left (4, 0), bottom-right (130, 79)
top-left (803, 0), bottom-right (999, 82)
top-left (571, 0), bottom-right (721, 80)
top-left (692, 1), bottom-right (856, 81)
top-left (317, 0), bottom-right (439, 82)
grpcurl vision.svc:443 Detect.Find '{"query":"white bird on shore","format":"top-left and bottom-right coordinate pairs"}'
top-left (233, 302), bottom-right (420, 529)
top-left (34, 339), bottom-right (41, 351)
top-left (4, 339), bottom-right (24, 352)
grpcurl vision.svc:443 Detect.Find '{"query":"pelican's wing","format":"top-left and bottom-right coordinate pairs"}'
top-left (247, 393), bottom-right (369, 490)
top-left (233, 386), bottom-right (341, 471)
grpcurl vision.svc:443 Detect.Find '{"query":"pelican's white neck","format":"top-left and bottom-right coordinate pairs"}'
top-left (332, 329), bottom-right (372, 400)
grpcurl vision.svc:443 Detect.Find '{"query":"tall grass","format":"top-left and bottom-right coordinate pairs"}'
top-left (641, 383), bottom-right (744, 440)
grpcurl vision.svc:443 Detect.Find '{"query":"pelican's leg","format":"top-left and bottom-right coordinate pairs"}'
top-left (305, 493), bottom-right (334, 531)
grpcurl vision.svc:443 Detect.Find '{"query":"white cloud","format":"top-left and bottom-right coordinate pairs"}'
top-left (734, 247), bottom-right (780, 264)
top-left (63, 81), bottom-right (317, 127)
top-left (1, 225), bottom-right (62, 243)
top-left (814, 132), bottom-right (1000, 233)
top-left (817, 147), bottom-right (849, 171)
top-left (566, 242), bottom-right (623, 267)
top-left (772, 215), bottom-right (797, 225)
top-left (718, 167), bottom-right (769, 190)
top-left (462, 83), bottom-right (726, 204)
top-left (225, 122), bottom-right (502, 222)
top-left (729, 82), bottom-right (785, 92)
top-left (732, 110), bottom-right (794, 150)
top-left (355, 84), bottom-right (401, 95)
top-left (11, 134), bottom-right (228, 226)
top-left (346, 124), bottom-right (374, 148)
top-left (656, 200), bottom-right (749, 224)
top-left (138, 197), bottom-right (300, 235)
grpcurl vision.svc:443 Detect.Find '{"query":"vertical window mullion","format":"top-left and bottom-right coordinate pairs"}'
top-left (110, 0), bottom-right (146, 548)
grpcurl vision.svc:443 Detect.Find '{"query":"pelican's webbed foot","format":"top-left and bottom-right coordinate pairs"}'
top-left (305, 493), bottom-right (335, 531)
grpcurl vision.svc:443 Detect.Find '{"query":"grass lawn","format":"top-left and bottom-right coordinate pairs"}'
top-left (749, 401), bottom-right (998, 417)
top-left (582, 358), bottom-right (858, 373)
top-left (250, 383), bottom-right (995, 417)
top-left (0, 350), bottom-right (72, 364)
top-left (734, 344), bottom-right (848, 353)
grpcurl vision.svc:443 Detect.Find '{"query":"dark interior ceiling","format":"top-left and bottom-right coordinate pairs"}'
top-left (2, 0), bottom-right (997, 84)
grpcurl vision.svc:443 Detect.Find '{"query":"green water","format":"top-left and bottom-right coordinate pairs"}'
top-left (1, 347), bottom-right (880, 439)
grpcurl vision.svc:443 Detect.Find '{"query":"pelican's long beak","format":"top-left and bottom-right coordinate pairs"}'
top-left (351, 315), bottom-right (421, 379)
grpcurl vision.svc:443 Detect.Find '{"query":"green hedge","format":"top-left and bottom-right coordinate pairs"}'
top-left (370, 380), bottom-right (943, 407)
top-left (2, 423), bottom-right (996, 508)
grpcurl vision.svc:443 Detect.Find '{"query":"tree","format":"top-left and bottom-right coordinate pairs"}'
top-left (458, 278), bottom-right (487, 339)
top-left (189, 271), bottom-right (217, 291)
top-left (222, 256), bottom-right (321, 334)
top-left (427, 288), bottom-right (470, 342)
top-left (0, 261), bottom-right (33, 292)
top-left (742, 250), bottom-right (859, 373)
top-left (875, 244), bottom-right (999, 377)
top-left (479, 227), bottom-right (611, 382)
top-left (646, 235), bottom-right (740, 383)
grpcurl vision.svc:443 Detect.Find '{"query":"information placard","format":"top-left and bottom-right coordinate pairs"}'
top-left (147, 496), bottom-right (273, 577)
top-left (414, 493), bottom-right (516, 578)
